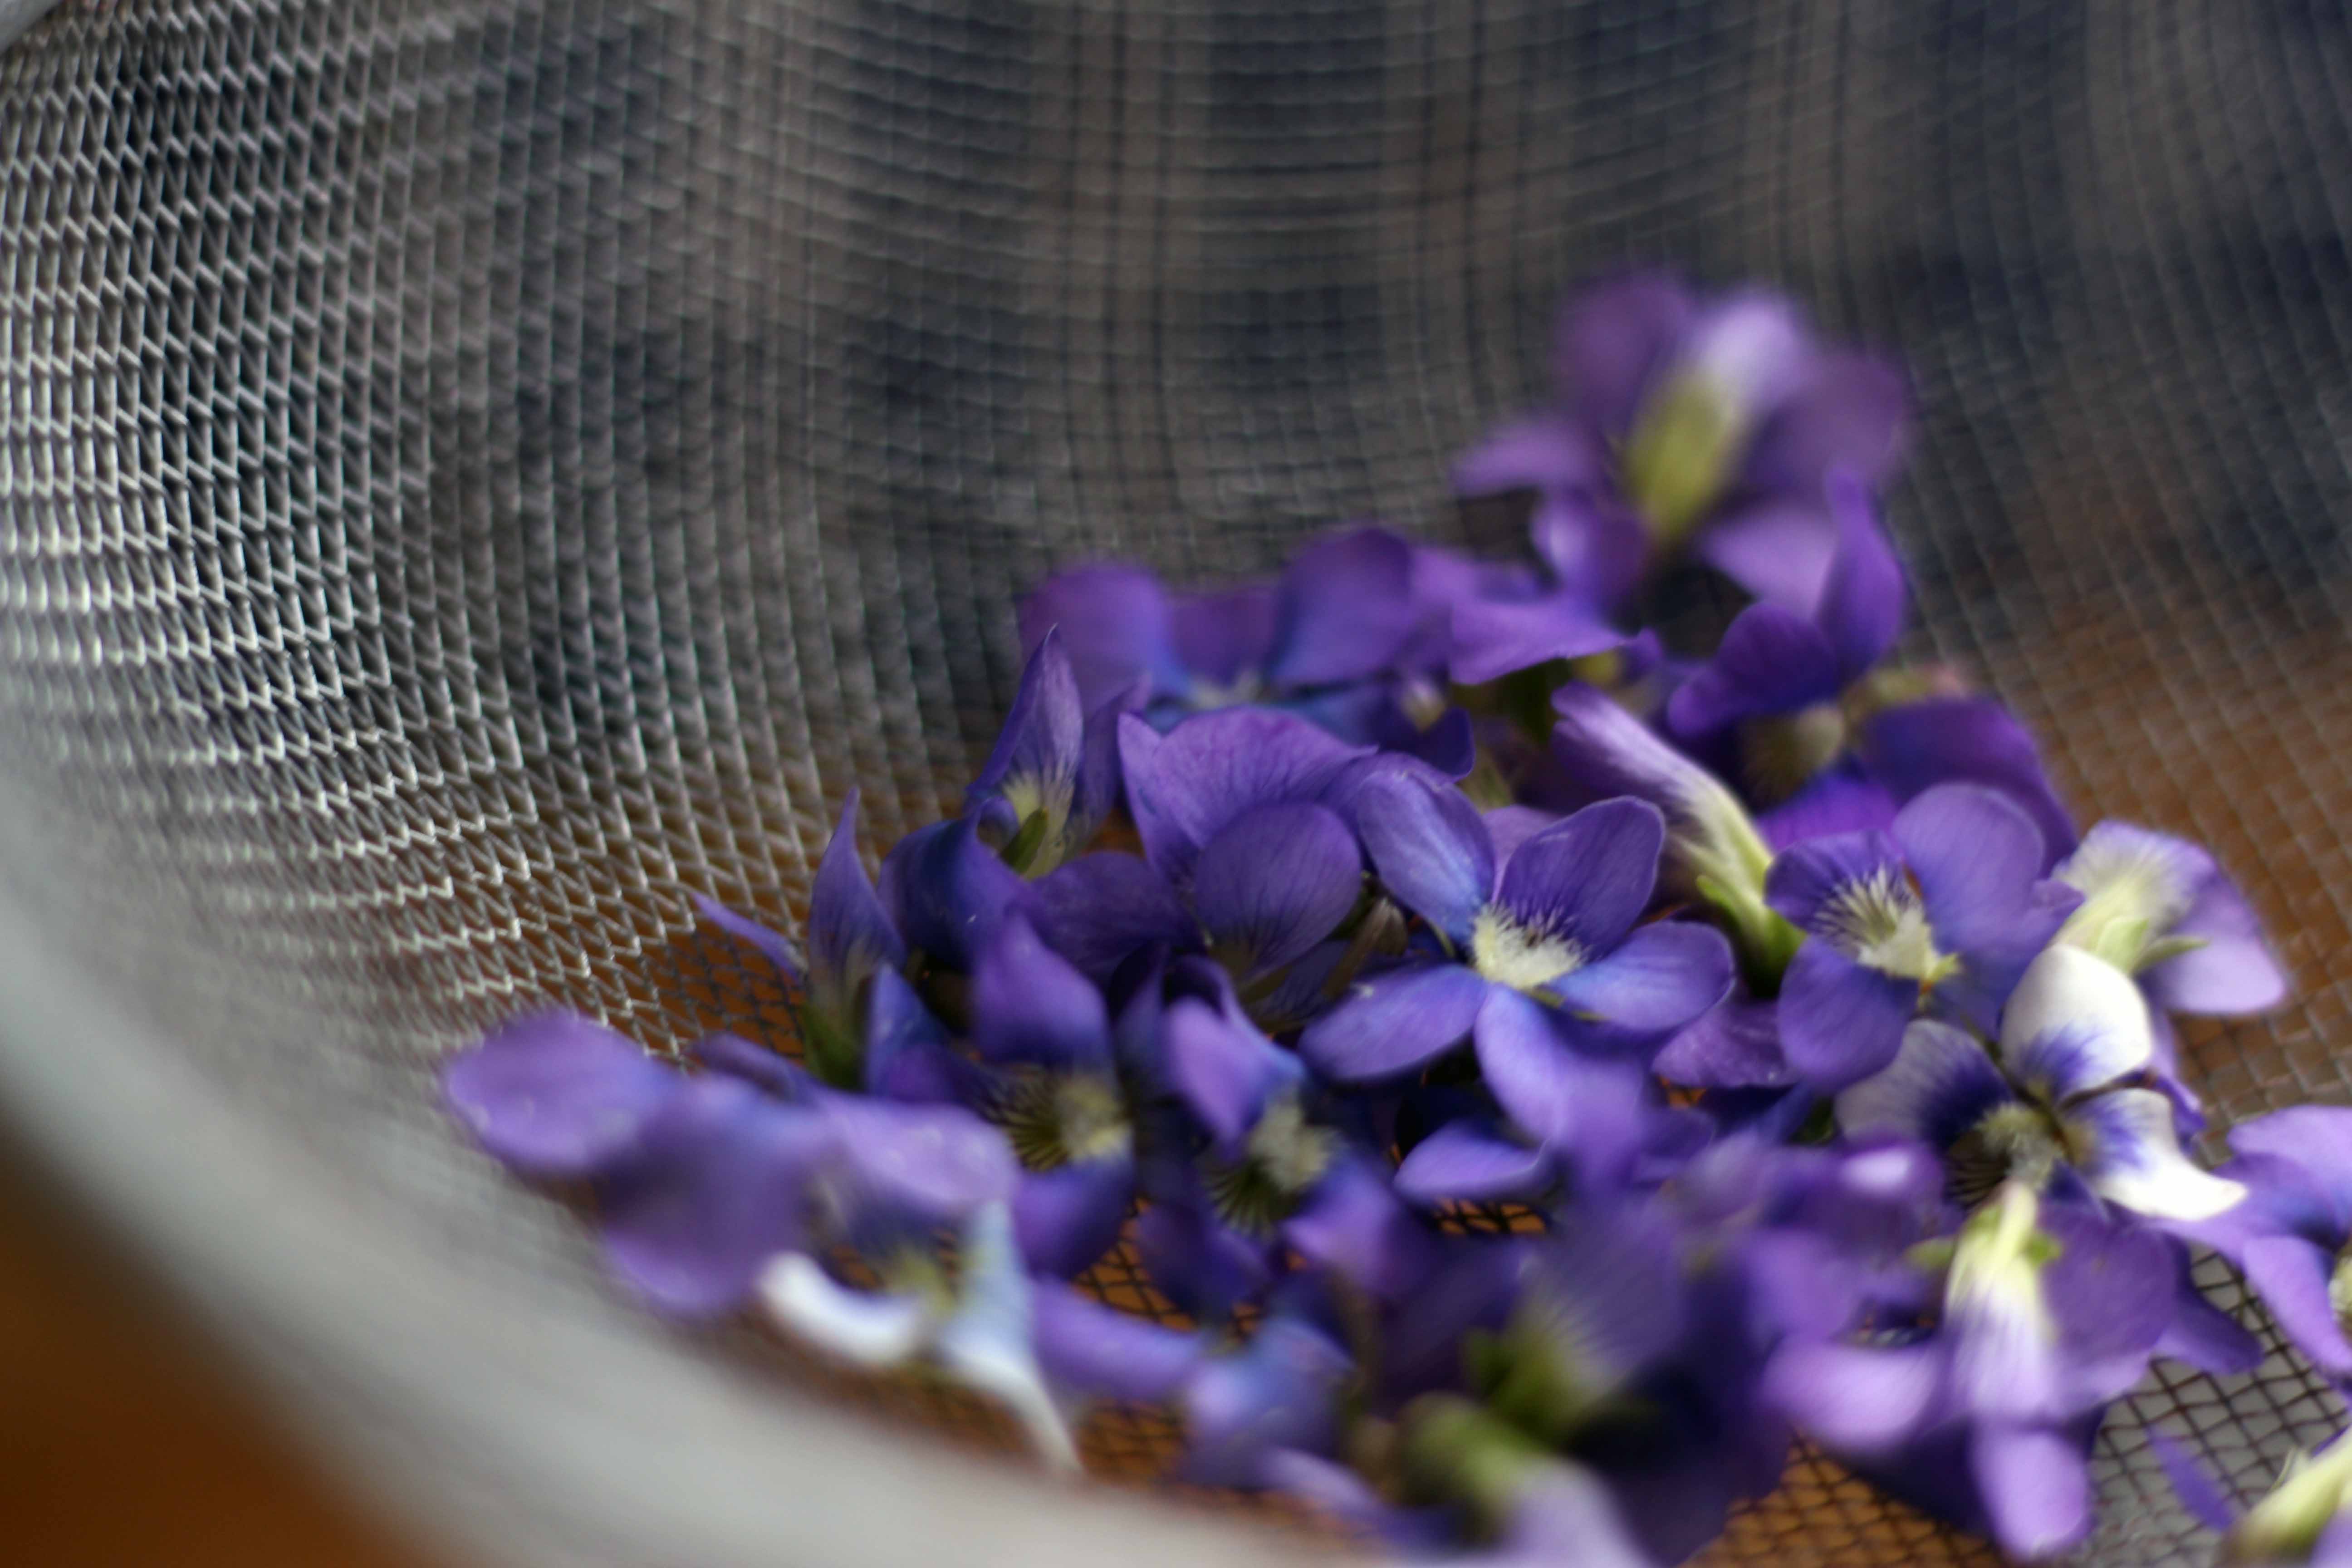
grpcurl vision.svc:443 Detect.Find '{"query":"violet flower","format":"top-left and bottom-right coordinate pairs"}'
top-left (1765, 1180), bottom-right (2173, 1559)
top-left (1455, 274), bottom-right (1908, 613)
top-left (1664, 469), bottom-right (1906, 762)
top-left (1764, 783), bottom-right (2080, 1091)
top-left (965, 628), bottom-right (1131, 880)
top-left (2171, 1106), bottom-right (2352, 1380)
top-left (1836, 945), bottom-right (2246, 1222)
top-left (696, 789), bottom-right (905, 1089)
top-left (1297, 773), bottom-right (1731, 1150)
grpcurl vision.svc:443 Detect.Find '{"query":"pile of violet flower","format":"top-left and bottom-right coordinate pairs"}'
top-left (441, 275), bottom-right (2347, 1565)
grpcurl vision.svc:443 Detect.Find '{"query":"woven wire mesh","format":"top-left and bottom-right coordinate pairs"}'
top-left (2, 0), bottom-right (2350, 1563)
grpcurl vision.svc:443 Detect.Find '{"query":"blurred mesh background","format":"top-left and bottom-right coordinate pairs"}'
top-left (2, 1), bottom-right (2349, 1564)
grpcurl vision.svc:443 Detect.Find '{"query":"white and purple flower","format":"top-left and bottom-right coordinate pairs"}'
top-left (1838, 944), bottom-right (2246, 1222)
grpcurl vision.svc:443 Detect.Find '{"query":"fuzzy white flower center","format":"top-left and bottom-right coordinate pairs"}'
top-left (1823, 869), bottom-right (1955, 983)
top-left (993, 1071), bottom-right (1131, 1171)
top-left (1471, 905), bottom-right (1588, 994)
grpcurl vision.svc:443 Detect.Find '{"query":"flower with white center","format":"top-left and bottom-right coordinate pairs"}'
top-left (1296, 775), bottom-right (1729, 1168)
top-left (1763, 783), bottom-right (2080, 1092)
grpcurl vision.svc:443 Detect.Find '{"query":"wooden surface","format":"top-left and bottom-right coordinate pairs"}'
top-left (0, 1137), bottom-right (450, 1568)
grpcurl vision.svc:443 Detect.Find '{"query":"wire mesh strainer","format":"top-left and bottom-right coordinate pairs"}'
top-left (3, 2), bottom-right (2350, 1563)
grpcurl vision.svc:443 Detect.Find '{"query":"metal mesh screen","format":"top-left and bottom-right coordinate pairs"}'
top-left (3, 1), bottom-right (2350, 1563)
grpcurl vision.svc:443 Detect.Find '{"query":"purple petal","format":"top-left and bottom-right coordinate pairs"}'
top-left (1180, 1317), bottom-right (1353, 1487)
top-left (2230, 1107), bottom-right (2352, 1228)
top-left (1757, 766), bottom-right (1898, 852)
top-left (1283, 1157), bottom-right (1440, 1300)
top-left (1171, 583), bottom-right (1279, 690)
top-left (1355, 772), bottom-right (1495, 948)
top-left (1999, 945), bottom-right (2156, 1102)
top-left (1834, 1018), bottom-right (2011, 1149)
top-left (1654, 989), bottom-right (1790, 1090)
top-left (1764, 828), bottom-right (1904, 935)
top-left (1548, 682), bottom-right (1728, 836)
top-left (1135, 1192), bottom-right (1275, 1324)
top-left (1449, 587), bottom-right (1626, 687)
top-left (443, 1013), bottom-right (679, 1179)
top-left (1553, 272), bottom-right (1697, 436)
top-left (804, 789), bottom-right (906, 990)
top-left (2148, 859), bottom-right (2288, 1016)
top-left (1744, 351), bottom-right (1912, 497)
top-left (1485, 805), bottom-right (1563, 867)
top-left (1450, 414), bottom-right (1604, 498)
top-left (2146, 1431), bottom-right (2238, 1534)
top-left (1970, 1423), bottom-right (2092, 1562)
top-left (1764, 1340), bottom-right (1944, 1456)
top-left (1394, 1120), bottom-right (1553, 1205)
top-left (693, 894), bottom-right (808, 991)
top-left (1493, 1465), bottom-right (1664, 1568)
top-left (1265, 526), bottom-right (1419, 690)
top-left (817, 1095), bottom-right (1021, 1225)
top-left (967, 628), bottom-right (1085, 820)
top-left (2066, 1088), bottom-right (2247, 1222)
top-left (1893, 784), bottom-right (2054, 956)
top-left (1682, 291), bottom-right (1813, 422)
top-left (1665, 603), bottom-right (1843, 738)
top-left (691, 1031), bottom-right (813, 1102)
top-left (1163, 996), bottom-right (1282, 1149)
top-left (1814, 470), bottom-right (1906, 678)
top-left (879, 816), bottom-right (1024, 971)
top-left (1694, 498), bottom-right (1839, 614)
top-left (1776, 941), bottom-right (1916, 1091)
top-left (1192, 802), bottom-right (1364, 972)
top-left (1494, 797), bottom-right (1666, 954)
top-left (970, 914), bottom-right (1112, 1071)
top-left (2156, 1241), bottom-right (2264, 1377)
top-left (1073, 679), bottom-right (1142, 843)
top-left (1031, 1283), bottom-right (1202, 1403)
top-left (1527, 490), bottom-right (1652, 610)
top-left (1119, 707), bottom-right (1372, 882)
top-left (862, 966), bottom-right (972, 1104)
top-left (1019, 564), bottom-right (1182, 707)
top-left (1014, 1159), bottom-right (1134, 1279)
top-left (1544, 920), bottom-right (1735, 1042)
top-left (597, 1077), bottom-right (829, 1318)
top-left (1476, 988), bottom-right (1650, 1185)
top-left (2040, 1202), bottom-right (2176, 1374)
top-left (1857, 698), bottom-right (2078, 869)
top-left (1021, 852), bottom-right (1194, 984)
top-left (1523, 1202), bottom-right (1689, 1395)
top-left (2241, 1234), bottom-right (2352, 1377)
top-left (1297, 962), bottom-right (1490, 1082)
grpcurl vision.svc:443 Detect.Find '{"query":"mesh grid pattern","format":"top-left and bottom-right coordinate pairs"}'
top-left (3, 2), bottom-right (2351, 1563)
